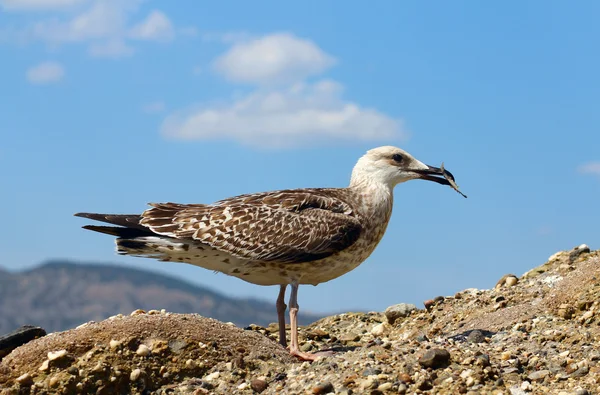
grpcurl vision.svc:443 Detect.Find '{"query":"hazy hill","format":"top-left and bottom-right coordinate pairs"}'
top-left (0, 261), bottom-right (323, 334)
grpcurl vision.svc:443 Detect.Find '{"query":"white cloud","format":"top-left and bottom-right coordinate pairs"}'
top-left (129, 10), bottom-right (174, 42)
top-left (161, 80), bottom-right (403, 148)
top-left (142, 101), bottom-right (165, 114)
top-left (0, 0), bottom-right (84, 11)
top-left (213, 33), bottom-right (336, 85)
top-left (1, 0), bottom-right (187, 57)
top-left (578, 162), bottom-right (600, 176)
top-left (26, 61), bottom-right (64, 84)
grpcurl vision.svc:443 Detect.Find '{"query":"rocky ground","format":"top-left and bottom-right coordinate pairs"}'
top-left (1, 245), bottom-right (599, 394)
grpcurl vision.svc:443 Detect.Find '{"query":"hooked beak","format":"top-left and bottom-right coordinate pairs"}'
top-left (412, 165), bottom-right (453, 186)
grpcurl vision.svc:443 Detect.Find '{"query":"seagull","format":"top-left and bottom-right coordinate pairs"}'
top-left (75, 146), bottom-right (465, 361)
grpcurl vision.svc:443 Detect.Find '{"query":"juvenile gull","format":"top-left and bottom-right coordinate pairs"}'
top-left (75, 146), bottom-right (464, 360)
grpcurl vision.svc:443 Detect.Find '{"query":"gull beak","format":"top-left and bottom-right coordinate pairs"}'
top-left (412, 165), bottom-right (452, 186)
top-left (412, 163), bottom-right (467, 198)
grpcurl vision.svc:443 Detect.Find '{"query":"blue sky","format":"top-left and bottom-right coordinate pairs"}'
top-left (1, 0), bottom-right (599, 314)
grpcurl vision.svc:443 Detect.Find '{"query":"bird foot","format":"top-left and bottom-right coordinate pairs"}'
top-left (289, 348), bottom-right (336, 361)
top-left (289, 348), bottom-right (321, 361)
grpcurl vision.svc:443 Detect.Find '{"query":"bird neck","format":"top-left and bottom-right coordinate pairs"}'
top-left (348, 177), bottom-right (394, 220)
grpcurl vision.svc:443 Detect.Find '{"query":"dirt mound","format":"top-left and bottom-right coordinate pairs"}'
top-left (1, 245), bottom-right (599, 394)
top-left (0, 312), bottom-right (292, 394)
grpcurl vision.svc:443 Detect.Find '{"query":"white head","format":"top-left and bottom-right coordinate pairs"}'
top-left (350, 146), bottom-right (452, 189)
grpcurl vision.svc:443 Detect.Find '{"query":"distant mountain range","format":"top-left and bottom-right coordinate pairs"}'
top-left (0, 261), bottom-right (325, 334)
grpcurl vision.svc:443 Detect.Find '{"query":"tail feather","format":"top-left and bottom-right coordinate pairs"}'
top-left (82, 225), bottom-right (153, 238)
top-left (74, 212), bottom-right (146, 231)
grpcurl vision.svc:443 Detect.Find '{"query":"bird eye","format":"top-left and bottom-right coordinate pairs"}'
top-left (392, 153), bottom-right (404, 163)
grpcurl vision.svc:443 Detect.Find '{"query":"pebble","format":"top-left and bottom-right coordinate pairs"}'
top-left (384, 303), bottom-right (417, 324)
top-left (130, 369), bottom-right (141, 381)
top-left (506, 276), bottom-right (519, 286)
top-left (467, 330), bottom-right (486, 343)
top-left (418, 348), bottom-right (451, 369)
top-left (370, 323), bottom-right (387, 336)
top-left (38, 360), bottom-right (49, 371)
top-left (109, 339), bottom-right (121, 349)
top-left (250, 379), bottom-right (268, 393)
top-left (205, 371), bottom-right (220, 381)
top-left (527, 369), bottom-right (550, 381)
top-left (48, 350), bottom-right (68, 361)
top-left (48, 376), bottom-right (59, 388)
top-left (15, 373), bottom-right (32, 385)
top-left (130, 309), bottom-right (146, 316)
top-left (377, 382), bottom-right (393, 391)
top-left (237, 382), bottom-right (248, 390)
top-left (136, 344), bottom-right (150, 356)
top-left (312, 381), bottom-right (334, 394)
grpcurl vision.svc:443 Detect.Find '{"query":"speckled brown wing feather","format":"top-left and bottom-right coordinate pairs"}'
top-left (140, 189), bottom-right (362, 263)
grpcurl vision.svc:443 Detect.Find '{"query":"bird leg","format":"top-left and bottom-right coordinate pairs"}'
top-left (276, 284), bottom-right (287, 347)
top-left (288, 282), bottom-right (319, 361)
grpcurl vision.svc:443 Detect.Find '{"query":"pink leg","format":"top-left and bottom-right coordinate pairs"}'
top-left (288, 282), bottom-right (319, 361)
top-left (276, 284), bottom-right (287, 347)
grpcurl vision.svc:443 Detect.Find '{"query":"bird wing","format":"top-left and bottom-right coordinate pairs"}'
top-left (140, 189), bottom-right (362, 263)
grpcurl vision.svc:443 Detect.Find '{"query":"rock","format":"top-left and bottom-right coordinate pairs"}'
top-left (370, 323), bottom-right (387, 336)
top-left (569, 244), bottom-right (590, 261)
top-left (496, 274), bottom-right (519, 288)
top-left (418, 348), bottom-right (451, 369)
top-left (467, 330), bottom-right (486, 343)
top-left (527, 369), bottom-right (550, 381)
top-left (384, 303), bottom-right (417, 324)
top-left (47, 349), bottom-right (68, 361)
top-left (251, 379), bottom-right (268, 393)
top-left (130, 368), bottom-right (141, 381)
top-left (204, 371), bottom-right (220, 381)
top-left (339, 333), bottom-right (360, 343)
top-left (506, 276), bottom-right (518, 287)
top-left (15, 373), bottom-right (32, 385)
top-left (136, 344), bottom-right (150, 356)
top-left (312, 381), bottom-right (334, 394)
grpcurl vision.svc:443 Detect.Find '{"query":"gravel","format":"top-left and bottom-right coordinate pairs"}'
top-left (1, 245), bottom-right (599, 394)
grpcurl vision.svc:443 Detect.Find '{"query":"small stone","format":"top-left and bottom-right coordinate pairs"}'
top-left (475, 354), bottom-right (491, 367)
top-left (307, 328), bottom-right (329, 340)
top-left (136, 344), bottom-right (150, 356)
top-left (130, 368), bottom-right (141, 381)
top-left (312, 381), bottom-right (334, 394)
top-left (528, 369), bottom-right (550, 381)
top-left (185, 359), bottom-right (196, 368)
top-left (237, 382), bottom-right (248, 390)
top-left (109, 340), bottom-right (121, 349)
top-left (39, 360), bottom-right (49, 371)
top-left (340, 333), bottom-right (360, 343)
top-left (397, 383), bottom-right (408, 394)
top-left (370, 323), bottom-right (387, 336)
top-left (251, 379), bottom-right (268, 393)
top-left (384, 303), bottom-right (417, 324)
top-left (147, 309), bottom-right (160, 315)
top-left (130, 309), bottom-right (146, 316)
top-left (377, 382), bottom-right (393, 391)
top-left (398, 373), bottom-right (413, 383)
top-left (48, 349), bottom-right (68, 361)
top-left (570, 366), bottom-right (589, 378)
top-left (467, 330), bottom-right (486, 343)
top-left (205, 371), bottom-right (220, 381)
top-left (418, 348), bottom-right (451, 369)
top-left (48, 376), bottom-right (59, 388)
top-left (16, 373), bottom-right (32, 385)
top-left (506, 276), bottom-right (518, 287)
top-left (501, 351), bottom-right (512, 360)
